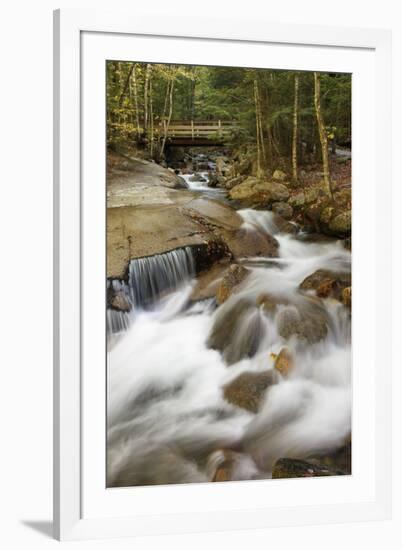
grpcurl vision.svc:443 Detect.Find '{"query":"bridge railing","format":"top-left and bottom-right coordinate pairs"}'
top-left (157, 120), bottom-right (238, 139)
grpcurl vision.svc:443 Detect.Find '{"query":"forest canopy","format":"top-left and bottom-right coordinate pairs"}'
top-left (107, 61), bottom-right (351, 195)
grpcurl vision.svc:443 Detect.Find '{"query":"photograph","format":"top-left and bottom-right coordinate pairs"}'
top-left (105, 61), bottom-right (352, 488)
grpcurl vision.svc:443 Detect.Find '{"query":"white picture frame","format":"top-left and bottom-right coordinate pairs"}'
top-left (53, 8), bottom-right (392, 541)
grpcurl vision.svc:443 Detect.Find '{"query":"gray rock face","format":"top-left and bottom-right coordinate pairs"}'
top-left (107, 157), bottom-right (280, 279)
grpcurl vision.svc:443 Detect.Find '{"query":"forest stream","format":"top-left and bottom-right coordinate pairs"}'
top-left (106, 152), bottom-right (352, 487)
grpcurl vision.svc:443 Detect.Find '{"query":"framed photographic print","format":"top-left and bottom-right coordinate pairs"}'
top-left (54, 8), bottom-right (392, 540)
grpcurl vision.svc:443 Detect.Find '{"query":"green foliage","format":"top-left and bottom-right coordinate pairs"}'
top-left (106, 61), bottom-right (351, 160)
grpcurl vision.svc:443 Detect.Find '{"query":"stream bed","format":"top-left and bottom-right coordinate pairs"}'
top-left (106, 153), bottom-right (352, 487)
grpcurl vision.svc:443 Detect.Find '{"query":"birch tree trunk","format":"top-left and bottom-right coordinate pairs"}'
top-left (161, 76), bottom-right (174, 157)
top-left (292, 73), bottom-right (299, 183)
top-left (131, 65), bottom-right (141, 139)
top-left (143, 63), bottom-right (151, 135)
top-left (149, 77), bottom-right (154, 157)
top-left (254, 77), bottom-right (264, 178)
top-left (314, 72), bottom-right (333, 199)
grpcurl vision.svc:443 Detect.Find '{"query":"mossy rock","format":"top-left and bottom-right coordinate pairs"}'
top-left (328, 210), bottom-right (351, 235)
top-left (272, 169), bottom-right (288, 182)
top-left (304, 186), bottom-right (320, 204)
top-left (272, 201), bottom-right (294, 221)
top-left (288, 191), bottom-right (306, 207)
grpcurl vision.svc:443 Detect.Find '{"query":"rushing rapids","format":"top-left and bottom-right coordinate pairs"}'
top-left (106, 157), bottom-right (351, 487)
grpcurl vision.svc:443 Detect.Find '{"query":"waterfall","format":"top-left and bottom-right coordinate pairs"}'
top-left (128, 247), bottom-right (195, 307)
top-left (107, 247), bottom-right (196, 335)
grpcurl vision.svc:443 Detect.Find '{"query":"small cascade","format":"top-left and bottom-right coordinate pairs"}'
top-left (107, 247), bottom-right (195, 335)
top-left (107, 309), bottom-right (130, 334)
top-left (128, 247), bottom-right (195, 308)
top-left (239, 209), bottom-right (282, 235)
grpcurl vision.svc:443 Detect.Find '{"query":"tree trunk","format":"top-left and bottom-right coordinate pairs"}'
top-left (254, 78), bottom-right (262, 178)
top-left (161, 76), bottom-right (174, 157)
top-left (131, 65), bottom-right (141, 139)
top-left (118, 65), bottom-right (134, 108)
top-left (143, 63), bottom-right (151, 135)
top-left (314, 72), bottom-right (333, 199)
top-left (149, 77), bottom-right (154, 156)
top-left (292, 73), bottom-right (299, 183)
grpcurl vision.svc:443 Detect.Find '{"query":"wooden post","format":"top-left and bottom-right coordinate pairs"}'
top-left (218, 119), bottom-right (222, 138)
top-left (191, 119), bottom-right (194, 140)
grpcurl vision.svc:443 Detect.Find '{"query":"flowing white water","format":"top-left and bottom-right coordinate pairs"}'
top-left (181, 171), bottom-right (227, 200)
top-left (107, 201), bottom-right (351, 487)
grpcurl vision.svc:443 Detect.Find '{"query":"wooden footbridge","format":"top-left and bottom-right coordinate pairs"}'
top-left (156, 120), bottom-right (238, 146)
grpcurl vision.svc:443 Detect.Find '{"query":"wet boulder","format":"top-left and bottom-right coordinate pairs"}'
top-left (274, 347), bottom-right (294, 377)
top-left (224, 226), bottom-right (279, 259)
top-left (272, 201), bottom-right (293, 220)
top-left (276, 304), bottom-right (328, 344)
top-left (271, 213), bottom-right (298, 234)
top-left (276, 306), bottom-right (300, 339)
top-left (223, 369), bottom-right (279, 413)
top-left (308, 436), bottom-right (351, 475)
top-left (207, 299), bottom-right (265, 365)
top-left (300, 269), bottom-right (351, 302)
top-left (107, 286), bottom-right (132, 312)
top-left (342, 286), bottom-right (352, 308)
top-left (272, 458), bottom-right (344, 479)
top-left (207, 449), bottom-right (258, 482)
top-left (216, 264), bottom-right (250, 305)
top-left (256, 293), bottom-right (280, 314)
top-left (190, 261), bottom-right (230, 302)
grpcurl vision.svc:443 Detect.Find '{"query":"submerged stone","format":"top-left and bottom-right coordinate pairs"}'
top-left (223, 369), bottom-right (279, 413)
top-left (216, 264), bottom-right (250, 305)
top-left (207, 299), bottom-right (265, 365)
